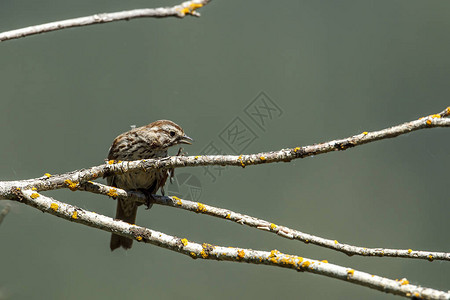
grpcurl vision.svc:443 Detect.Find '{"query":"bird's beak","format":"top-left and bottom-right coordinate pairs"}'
top-left (179, 134), bottom-right (193, 145)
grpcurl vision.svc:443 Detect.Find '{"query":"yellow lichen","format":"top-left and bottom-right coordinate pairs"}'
top-left (108, 160), bottom-right (115, 164)
top-left (50, 203), bottom-right (59, 211)
top-left (237, 250), bottom-right (245, 259)
top-left (294, 147), bottom-right (301, 152)
top-left (172, 196), bottom-right (182, 206)
top-left (260, 156), bottom-right (266, 161)
top-left (197, 203), bottom-right (207, 213)
top-left (92, 173), bottom-right (98, 179)
top-left (189, 252), bottom-right (197, 258)
top-left (225, 213), bottom-right (231, 219)
top-left (71, 211), bottom-right (78, 219)
top-left (279, 256), bottom-right (295, 265)
top-left (238, 155), bottom-right (245, 167)
top-left (181, 238), bottom-right (188, 246)
top-left (269, 249), bottom-right (280, 257)
top-left (31, 187), bottom-right (37, 191)
top-left (179, 2), bottom-right (204, 15)
top-left (321, 260), bottom-right (328, 263)
top-left (408, 249), bottom-right (412, 254)
top-left (304, 239), bottom-right (309, 243)
top-left (301, 261), bottom-right (310, 269)
top-left (278, 257), bottom-right (288, 265)
top-left (400, 279), bottom-right (409, 286)
top-left (347, 269), bottom-right (355, 276)
top-left (107, 188), bottom-right (118, 197)
top-left (431, 114), bottom-right (441, 119)
top-left (64, 179), bottom-right (78, 191)
top-left (414, 293), bottom-right (420, 297)
top-left (270, 223), bottom-right (277, 230)
top-left (199, 243), bottom-right (214, 258)
top-left (446, 107), bottom-right (450, 115)
top-left (334, 240), bottom-right (339, 245)
top-left (194, 156), bottom-right (199, 159)
top-left (297, 256), bottom-right (303, 263)
top-left (202, 243), bottom-right (213, 249)
top-left (362, 131), bottom-right (368, 135)
top-left (428, 254), bottom-right (433, 261)
top-left (136, 236), bottom-right (143, 241)
top-left (30, 193), bottom-right (40, 199)
top-left (426, 119), bottom-right (432, 125)
top-left (44, 173), bottom-right (51, 178)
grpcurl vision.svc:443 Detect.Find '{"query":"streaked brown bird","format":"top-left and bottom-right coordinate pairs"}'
top-left (105, 120), bottom-right (192, 251)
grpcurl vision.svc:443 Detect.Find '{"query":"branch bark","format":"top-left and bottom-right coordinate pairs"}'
top-left (0, 0), bottom-right (210, 42)
top-left (1, 108), bottom-right (449, 299)
top-left (0, 107), bottom-right (448, 196)
top-left (77, 181), bottom-right (450, 262)
top-left (16, 189), bottom-right (450, 300)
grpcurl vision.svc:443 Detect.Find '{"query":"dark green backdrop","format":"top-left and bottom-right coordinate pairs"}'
top-left (1, 1), bottom-right (449, 299)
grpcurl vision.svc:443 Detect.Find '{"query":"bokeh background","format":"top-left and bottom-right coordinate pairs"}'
top-left (1, 1), bottom-right (449, 299)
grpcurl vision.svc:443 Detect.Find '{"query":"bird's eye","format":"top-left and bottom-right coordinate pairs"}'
top-left (169, 131), bottom-right (176, 137)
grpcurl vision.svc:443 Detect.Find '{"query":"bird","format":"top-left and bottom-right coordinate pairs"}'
top-left (105, 120), bottom-right (192, 251)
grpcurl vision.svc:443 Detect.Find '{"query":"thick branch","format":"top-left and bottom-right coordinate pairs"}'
top-left (0, 108), bottom-right (448, 197)
top-left (16, 189), bottom-right (450, 299)
top-left (79, 181), bottom-right (450, 262)
top-left (0, 0), bottom-right (210, 42)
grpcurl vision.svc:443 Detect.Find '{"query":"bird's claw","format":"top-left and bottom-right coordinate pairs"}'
top-left (138, 189), bottom-right (154, 209)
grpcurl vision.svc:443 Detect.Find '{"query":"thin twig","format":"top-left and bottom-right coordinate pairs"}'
top-left (17, 189), bottom-right (450, 299)
top-left (0, 0), bottom-right (210, 42)
top-left (0, 107), bottom-right (448, 196)
top-left (79, 181), bottom-right (450, 262)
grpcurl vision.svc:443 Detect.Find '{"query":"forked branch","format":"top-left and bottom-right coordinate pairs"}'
top-left (1, 107), bottom-right (449, 299)
top-left (78, 181), bottom-right (450, 262)
top-left (16, 189), bottom-right (450, 299)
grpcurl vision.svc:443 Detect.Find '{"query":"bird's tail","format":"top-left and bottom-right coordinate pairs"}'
top-left (110, 199), bottom-right (138, 251)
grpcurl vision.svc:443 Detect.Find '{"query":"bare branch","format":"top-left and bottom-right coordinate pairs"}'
top-left (0, 108), bottom-right (447, 298)
top-left (16, 189), bottom-right (450, 299)
top-left (0, 107), bottom-right (448, 197)
top-left (79, 181), bottom-right (450, 262)
top-left (0, 0), bottom-right (211, 42)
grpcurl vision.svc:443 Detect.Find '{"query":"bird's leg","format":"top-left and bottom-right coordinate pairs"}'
top-left (176, 147), bottom-right (187, 156)
top-left (170, 147), bottom-right (186, 184)
top-left (138, 188), bottom-right (155, 209)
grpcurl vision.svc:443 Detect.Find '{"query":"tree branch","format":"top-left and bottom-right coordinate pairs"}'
top-left (78, 181), bottom-right (450, 262)
top-left (0, 107), bottom-right (448, 197)
top-left (1, 107), bottom-right (448, 298)
top-left (0, 0), bottom-right (211, 42)
top-left (16, 189), bottom-right (450, 299)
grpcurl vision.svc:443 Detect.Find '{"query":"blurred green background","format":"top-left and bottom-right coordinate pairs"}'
top-left (0, 0), bottom-right (449, 299)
